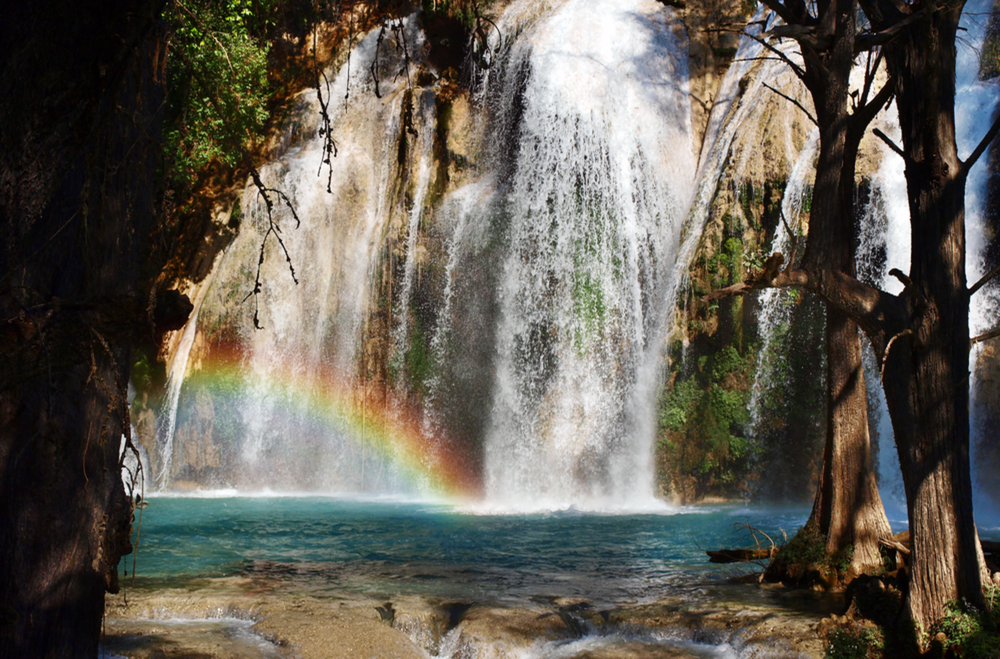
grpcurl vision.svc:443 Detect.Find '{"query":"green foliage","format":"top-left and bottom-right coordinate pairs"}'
top-left (826, 626), bottom-right (884, 659)
top-left (132, 349), bottom-right (155, 392)
top-left (822, 583), bottom-right (1000, 659)
top-left (660, 378), bottom-right (698, 433)
top-left (422, 0), bottom-right (494, 30)
top-left (771, 524), bottom-right (854, 585)
top-left (405, 316), bottom-right (434, 398)
top-left (772, 523), bottom-right (826, 573)
top-left (657, 341), bottom-right (756, 495)
top-left (165, 0), bottom-right (274, 186)
top-left (572, 268), bottom-right (607, 353)
top-left (930, 597), bottom-right (1000, 659)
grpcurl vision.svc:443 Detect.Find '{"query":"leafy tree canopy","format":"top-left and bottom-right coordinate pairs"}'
top-left (164, 0), bottom-right (275, 186)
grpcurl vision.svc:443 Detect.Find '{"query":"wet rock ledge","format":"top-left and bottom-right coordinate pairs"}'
top-left (102, 579), bottom-right (828, 658)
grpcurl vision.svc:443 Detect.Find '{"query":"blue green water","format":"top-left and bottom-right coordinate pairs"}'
top-left (129, 496), bottom-right (818, 607)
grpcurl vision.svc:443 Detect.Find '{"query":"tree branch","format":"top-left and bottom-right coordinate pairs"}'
top-left (873, 128), bottom-right (907, 161)
top-left (880, 329), bottom-right (914, 379)
top-left (971, 325), bottom-right (1000, 346)
top-left (763, 82), bottom-right (817, 125)
top-left (961, 109), bottom-right (1000, 176)
top-left (969, 262), bottom-right (1000, 297)
top-left (851, 72), bottom-right (895, 133)
top-left (742, 31), bottom-right (807, 81)
top-left (758, 0), bottom-right (797, 28)
top-left (854, 5), bottom-right (931, 52)
top-left (704, 261), bottom-right (904, 347)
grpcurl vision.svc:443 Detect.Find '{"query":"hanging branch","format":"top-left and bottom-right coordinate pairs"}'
top-left (779, 206), bottom-right (800, 268)
top-left (389, 18), bottom-right (413, 87)
top-left (168, 6), bottom-right (304, 331)
top-left (315, 66), bottom-right (338, 194)
top-left (370, 22), bottom-right (388, 98)
top-left (345, 4), bottom-right (354, 100)
top-left (242, 166), bottom-right (301, 330)
top-left (471, 4), bottom-right (503, 70)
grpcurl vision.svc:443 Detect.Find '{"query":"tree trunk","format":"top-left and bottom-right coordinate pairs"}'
top-left (857, 0), bottom-right (988, 632)
top-left (778, 0), bottom-right (893, 577)
top-left (814, 310), bottom-right (892, 573)
top-left (0, 2), bottom-right (165, 656)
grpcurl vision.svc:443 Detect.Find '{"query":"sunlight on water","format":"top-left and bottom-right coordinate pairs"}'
top-left (131, 496), bottom-right (812, 607)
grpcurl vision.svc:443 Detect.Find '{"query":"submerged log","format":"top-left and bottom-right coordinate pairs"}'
top-left (706, 548), bottom-right (774, 564)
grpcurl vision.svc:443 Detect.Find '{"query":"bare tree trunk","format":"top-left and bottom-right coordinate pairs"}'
top-left (0, 1), bottom-right (165, 656)
top-left (856, 0), bottom-right (988, 632)
top-left (822, 312), bottom-right (891, 573)
top-left (762, 0), bottom-right (892, 577)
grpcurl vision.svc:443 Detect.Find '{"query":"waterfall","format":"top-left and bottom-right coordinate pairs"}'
top-left (155, 16), bottom-right (436, 492)
top-left (150, 1), bottom-right (997, 509)
top-left (391, 90), bottom-right (437, 374)
top-left (474, 0), bottom-right (696, 510)
top-left (155, 270), bottom-right (216, 489)
top-left (746, 129), bottom-right (818, 456)
top-left (858, 106), bottom-right (908, 516)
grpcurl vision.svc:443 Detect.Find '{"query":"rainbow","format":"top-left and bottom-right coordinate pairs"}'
top-left (174, 341), bottom-right (481, 500)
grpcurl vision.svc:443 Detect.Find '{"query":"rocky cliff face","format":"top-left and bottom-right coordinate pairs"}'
top-left (138, 1), bottom-right (1000, 506)
top-left (134, 2), bottom-right (834, 497)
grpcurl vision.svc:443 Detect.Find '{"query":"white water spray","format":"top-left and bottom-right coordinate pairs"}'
top-left (477, 0), bottom-right (696, 510)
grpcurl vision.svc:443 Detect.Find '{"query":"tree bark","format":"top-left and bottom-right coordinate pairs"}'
top-left (0, 1), bottom-right (165, 656)
top-left (876, 1), bottom-right (987, 626)
top-left (854, 0), bottom-right (988, 633)
top-left (762, 0), bottom-right (893, 578)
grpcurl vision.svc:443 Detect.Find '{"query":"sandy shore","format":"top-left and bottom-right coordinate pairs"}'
top-left (101, 577), bottom-right (829, 658)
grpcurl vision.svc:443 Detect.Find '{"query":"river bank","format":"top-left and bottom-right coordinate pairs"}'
top-left (103, 578), bottom-right (831, 658)
top-left (98, 497), bottom-right (836, 658)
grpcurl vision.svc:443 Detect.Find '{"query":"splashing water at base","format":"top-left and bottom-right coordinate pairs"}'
top-left (478, 0), bottom-right (696, 511)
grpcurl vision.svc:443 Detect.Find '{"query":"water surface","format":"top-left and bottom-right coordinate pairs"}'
top-left (131, 496), bottom-right (820, 608)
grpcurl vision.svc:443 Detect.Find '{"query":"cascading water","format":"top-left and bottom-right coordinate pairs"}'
top-left (474, 0), bottom-right (696, 509)
top-left (150, 0), bottom-right (997, 513)
top-left (155, 2), bottom-right (701, 505)
top-left (158, 16), bottom-right (442, 493)
top-left (744, 129), bottom-right (819, 498)
top-left (857, 105), bottom-right (908, 516)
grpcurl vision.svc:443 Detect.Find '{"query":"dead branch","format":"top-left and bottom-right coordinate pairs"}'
top-left (880, 329), bottom-right (914, 378)
top-left (963, 108), bottom-right (1000, 175)
top-left (779, 207), bottom-right (800, 267)
top-left (471, 5), bottom-right (503, 70)
top-left (742, 30), bottom-right (807, 82)
top-left (763, 82), bottom-right (817, 126)
top-left (969, 262), bottom-right (1000, 297)
top-left (971, 325), bottom-right (1000, 346)
top-left (242, 167), bottom-right (302, 330)
top-left (315, 66), bottom-right (338, 194)
top-left (880, 537), bottom-right (911, 555)
top-left (873, 128), bottom-right (907, 161)
top-left (854, 5), bottom-right (932, 53)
